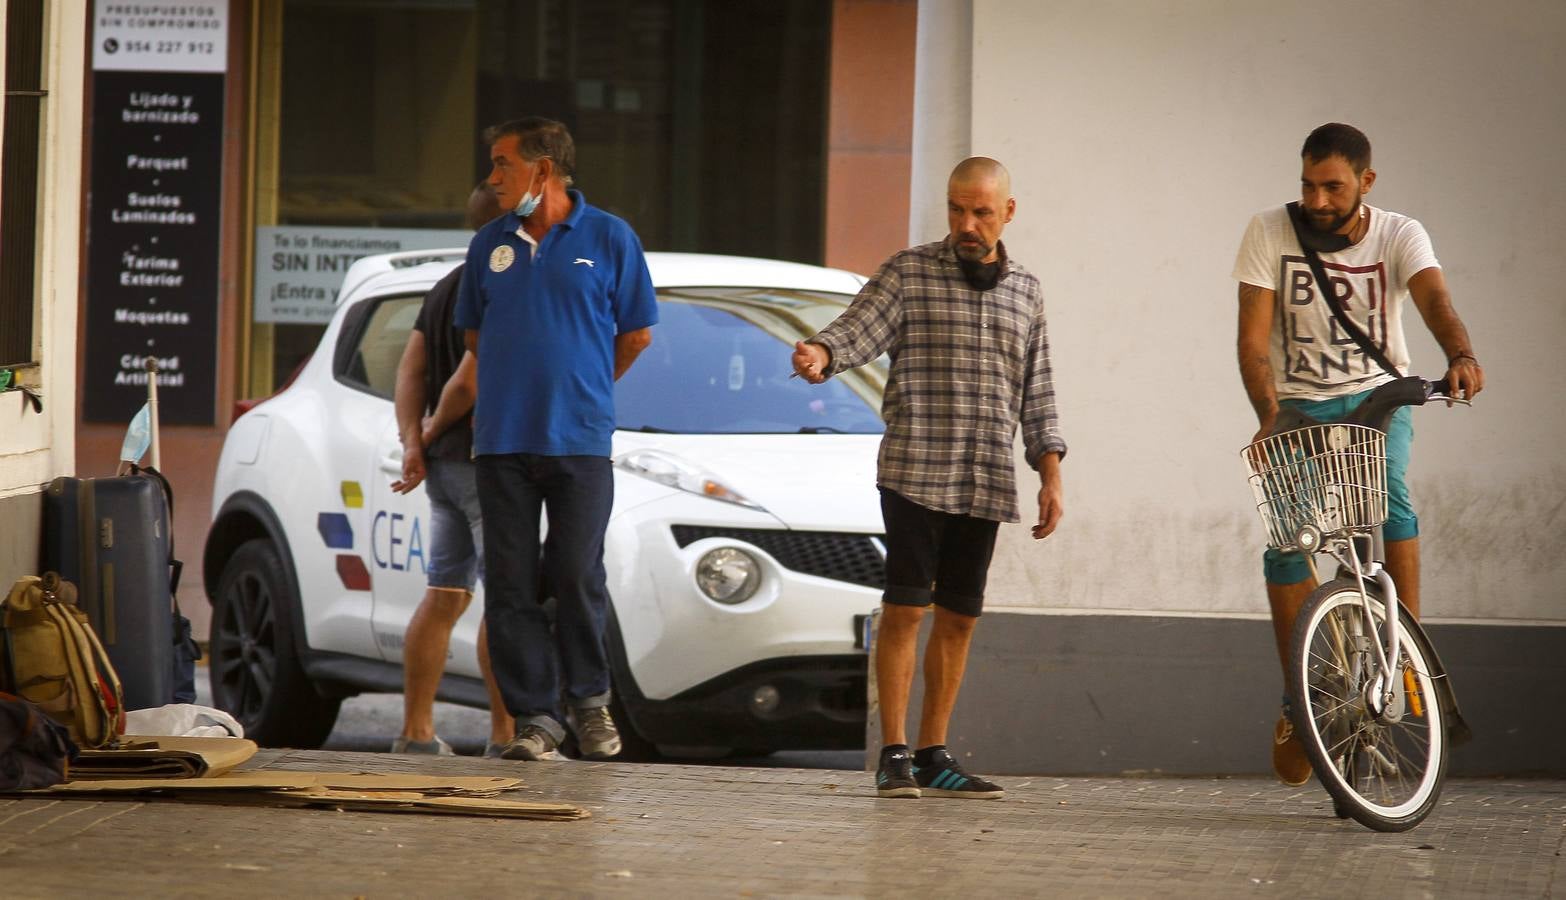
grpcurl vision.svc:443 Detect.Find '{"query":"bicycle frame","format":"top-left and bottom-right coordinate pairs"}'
top-left (1317, 531), bottom-right (1405, 723)
top-left (1241, 376), bottom-right (1475, 830)
top-left (1245, 376), bottom-right (1470, 725)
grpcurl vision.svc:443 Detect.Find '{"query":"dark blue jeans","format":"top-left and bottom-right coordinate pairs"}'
top-left (476, 454), bottom-right (614, 742)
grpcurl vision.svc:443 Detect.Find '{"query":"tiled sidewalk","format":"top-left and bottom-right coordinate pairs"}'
top-left (3, 750), bottom-right (1562, 897)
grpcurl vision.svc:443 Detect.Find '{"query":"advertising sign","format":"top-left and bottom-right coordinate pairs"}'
top-left (82, 0), bottom-right (228, 425)
top-left (253, 226), bottom-right (470, 325)
top-left (92, 2), bottom-right (228, 73)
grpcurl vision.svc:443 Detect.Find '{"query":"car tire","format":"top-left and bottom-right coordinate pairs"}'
top-left (210, 538), bottom-right (340, 748)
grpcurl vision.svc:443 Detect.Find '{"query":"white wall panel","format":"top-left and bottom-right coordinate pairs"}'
top-left (942, 0), bottom-right (1566, 619)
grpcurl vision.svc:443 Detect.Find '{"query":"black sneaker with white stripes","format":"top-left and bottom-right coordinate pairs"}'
top-left (912, 746), bottom-right (1005, 799)
top-left (875, 745), bottom-right (920, 798)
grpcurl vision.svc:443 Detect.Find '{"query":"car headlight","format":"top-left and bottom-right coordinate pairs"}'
top-left (695, 547), bottom-right (762, 604)
top-left (613, 448), bottom-right (763, 511)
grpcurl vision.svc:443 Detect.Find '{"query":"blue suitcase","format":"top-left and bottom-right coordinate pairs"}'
top-left (41, 474), bottom-right (174, 711)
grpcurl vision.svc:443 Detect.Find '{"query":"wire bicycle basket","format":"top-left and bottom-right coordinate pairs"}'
top-left (1241, 423), bottom-right (1388, 552)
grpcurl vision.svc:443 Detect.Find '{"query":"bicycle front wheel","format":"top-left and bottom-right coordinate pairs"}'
top-left (1288, 578), bottom-right (1449, 832)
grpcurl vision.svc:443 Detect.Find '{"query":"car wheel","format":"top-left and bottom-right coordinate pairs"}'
top-left (210, 539), bottom-right (340, 747)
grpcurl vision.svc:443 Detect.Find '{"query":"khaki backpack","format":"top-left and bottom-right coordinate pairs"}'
top-left (1, 573), bottom-right (124, 748)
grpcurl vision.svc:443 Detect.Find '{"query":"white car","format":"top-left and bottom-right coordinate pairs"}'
top-left (202, 250), bottom-right (889, 755)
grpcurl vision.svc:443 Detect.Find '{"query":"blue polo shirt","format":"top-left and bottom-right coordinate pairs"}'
top-left (453, 191), bottom-right (658, 457)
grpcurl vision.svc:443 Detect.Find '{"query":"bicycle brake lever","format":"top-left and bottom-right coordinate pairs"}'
top-left (1425, 378), bottom-right (1473, 407)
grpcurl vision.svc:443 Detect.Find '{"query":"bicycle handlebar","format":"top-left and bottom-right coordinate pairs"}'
top-left (1426, 377), bottom-right (1473, 406)
top-left (1268, 375), bottom-right (1470, 437)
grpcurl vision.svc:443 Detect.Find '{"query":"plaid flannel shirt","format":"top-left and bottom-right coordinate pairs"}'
top-left (810, 239), bottom-right (1067, 523)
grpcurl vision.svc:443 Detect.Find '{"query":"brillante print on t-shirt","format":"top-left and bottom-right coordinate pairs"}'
top-left (1276, 254), bottom-right (1391, 385)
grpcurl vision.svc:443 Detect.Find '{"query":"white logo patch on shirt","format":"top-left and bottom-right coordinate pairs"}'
top-left (573, 258), bottom-right (596, 268)
top-left (489, 245), bottom-right (516, 272)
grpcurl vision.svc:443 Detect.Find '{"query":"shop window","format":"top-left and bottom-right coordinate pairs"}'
top-left (261, 0), bottom-right (829, 391)
top-left (0, 0), bottom-right (46, 366)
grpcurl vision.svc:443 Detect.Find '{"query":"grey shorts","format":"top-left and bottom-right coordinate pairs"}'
top-left (425, 456), bottom-right (484, 591)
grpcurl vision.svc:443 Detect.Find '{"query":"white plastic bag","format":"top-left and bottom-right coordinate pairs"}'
top-left (124, 703), bottom-right (245, 739)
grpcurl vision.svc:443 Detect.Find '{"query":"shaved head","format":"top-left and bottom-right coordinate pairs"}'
top-left (946, 157), bottom-right (1015, 265)
top-left (949, 156), bottom-right (1012, 199)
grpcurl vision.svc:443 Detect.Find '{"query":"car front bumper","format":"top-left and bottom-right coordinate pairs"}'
top-left (616, 653), bottom-right (867, 752)
top-left (606, 491), bottom-right (884, 702)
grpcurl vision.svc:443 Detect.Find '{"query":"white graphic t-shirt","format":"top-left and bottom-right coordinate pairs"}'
top-left (1232, 204), bottom-right (1440, 401)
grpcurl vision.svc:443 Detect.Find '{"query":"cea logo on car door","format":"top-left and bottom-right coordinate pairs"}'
top-left (372, 507), bottom-right (426, 573)
top-left (317, 480), bottom-right (426, 590)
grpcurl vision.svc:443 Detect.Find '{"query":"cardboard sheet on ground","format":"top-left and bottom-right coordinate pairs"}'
top-left (42, 771), bottom-right (524, 794)
top-left (70, 736), bottom-right (259, 779)
top-left (198, 787), bottom-right (589, 820)
top-left (9, 770), bottom-right (584, 820)
top-left (310, 773), bottom-right (526, 796)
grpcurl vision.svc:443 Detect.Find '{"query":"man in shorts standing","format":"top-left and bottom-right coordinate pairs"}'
top-left (793, 157), bottom-right (1066, 799)
top-left (389, 182), bottom-right (514, 756)
top-left (1232, 123), bottom-right (1484, 784)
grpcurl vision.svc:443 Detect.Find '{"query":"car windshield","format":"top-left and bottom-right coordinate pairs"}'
top-left (616, 287), bottom-right (886, 435)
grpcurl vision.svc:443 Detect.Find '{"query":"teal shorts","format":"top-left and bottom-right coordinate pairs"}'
top-left (1263, 388), bottom-right (1417, 585)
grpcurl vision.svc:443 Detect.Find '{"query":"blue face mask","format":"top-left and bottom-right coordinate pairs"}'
top-left (514, 162), bottom-right (544, 218)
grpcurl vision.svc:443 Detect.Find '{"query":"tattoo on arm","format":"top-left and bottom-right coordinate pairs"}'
top-left (1236, 283), bottom-right (1278, 425)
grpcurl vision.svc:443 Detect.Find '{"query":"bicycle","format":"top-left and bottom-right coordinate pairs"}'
top-left (1242, 375), bottom-right (1473, 832)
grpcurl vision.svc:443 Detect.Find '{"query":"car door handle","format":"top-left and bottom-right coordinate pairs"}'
top-left (379, 448), bottom-right (403, 474)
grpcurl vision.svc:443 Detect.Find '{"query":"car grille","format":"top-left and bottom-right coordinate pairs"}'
top-left (671, 525), bottom-right (886, 589)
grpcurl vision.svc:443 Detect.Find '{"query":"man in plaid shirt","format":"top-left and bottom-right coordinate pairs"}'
top-left (792, 157), bottom-right (1066, 800)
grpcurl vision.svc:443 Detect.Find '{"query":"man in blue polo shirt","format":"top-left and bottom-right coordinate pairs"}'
top-left (454, 117), bottom-right (657, 761)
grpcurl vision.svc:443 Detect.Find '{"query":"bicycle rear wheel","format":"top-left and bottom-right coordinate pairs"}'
top-left (1288, 578), bottom-right (1448, 832)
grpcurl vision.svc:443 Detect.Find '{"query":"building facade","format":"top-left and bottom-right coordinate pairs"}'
top-left (5, 0), bottom-right (1560, 776)
top-left (0, 1), bottom-right (85, 578)
top-left (58, 0), bottom-right (915, 645)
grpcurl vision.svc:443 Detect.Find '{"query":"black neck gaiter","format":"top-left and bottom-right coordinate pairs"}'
top-left (957, 239), bottom-right (1007, 291)
top-left (1286, 201), bottom-right (1353, 252)
top-left (958, 257), bottom-right (1002, 291)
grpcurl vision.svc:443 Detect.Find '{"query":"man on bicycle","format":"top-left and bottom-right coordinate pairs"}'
top-left (1232, 123), bottom-right (1484, 785)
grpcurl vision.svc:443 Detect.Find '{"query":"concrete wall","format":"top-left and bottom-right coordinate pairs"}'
top-left (938, 0), bottom-right (1566, 623)
top-left (916, 612), bottom-right (1566, 776)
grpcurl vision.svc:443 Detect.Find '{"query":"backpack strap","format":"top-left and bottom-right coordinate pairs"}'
top-left (47, 599), bottom-right (121, 747)
top-left (39, 582), bottom-right (122, 747)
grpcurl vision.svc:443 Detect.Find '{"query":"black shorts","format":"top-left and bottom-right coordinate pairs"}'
top-left (879, 487), bottom-right (1000, 618)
